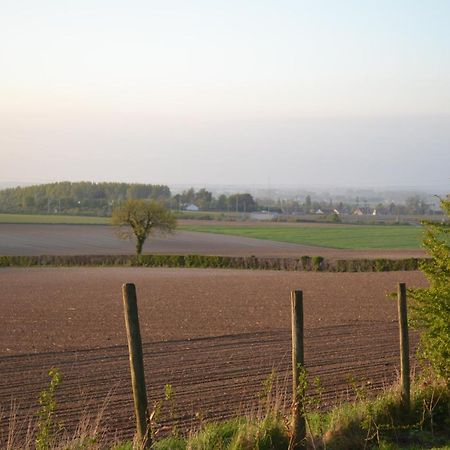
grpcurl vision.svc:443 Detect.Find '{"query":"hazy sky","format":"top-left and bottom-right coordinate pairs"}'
top-left (1, 1), bottom-right (449, 189)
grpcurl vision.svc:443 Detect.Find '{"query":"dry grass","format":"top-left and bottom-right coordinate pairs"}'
top-left (0, 391), bottom-right (127, 450)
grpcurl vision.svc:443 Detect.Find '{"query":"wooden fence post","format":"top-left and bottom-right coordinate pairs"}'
top-left (122, 283), bottom-right (151, 448)
top-left (290, 290), bottom-right (306, 450)
top-left (397, 282), bottom-right (410, 412)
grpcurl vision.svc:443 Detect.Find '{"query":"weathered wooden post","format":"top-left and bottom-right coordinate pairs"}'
top-left (290, 290), bottom-right (306, 450)
top-left (122, 283), bottom-right (151, 448)
top-left (397, 282), bottom-right (410, 412)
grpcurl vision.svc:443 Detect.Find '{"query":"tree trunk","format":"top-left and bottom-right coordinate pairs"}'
top-left (136, 239), bottom-right (144, 256)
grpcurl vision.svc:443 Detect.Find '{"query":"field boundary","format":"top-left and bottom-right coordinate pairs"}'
top-left (0, 253), bottom-right (427, 272)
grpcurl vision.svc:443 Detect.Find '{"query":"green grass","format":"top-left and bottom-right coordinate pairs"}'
top-left (150, 378), bottom-right (450, 450)
top-left (0, 213), bottom-right (110, 225)
top-left (180, 223), bottom-right (423, 249)
top-left (7, 368), bottom-right (449, 449)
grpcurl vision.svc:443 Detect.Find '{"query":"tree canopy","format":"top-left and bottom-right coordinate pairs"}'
top-left (111, 199), bottom-right (177, 256)
top-left (0, 181), bottom-right (171, 216)
top-left (409, 196), bottom-right (450, 382)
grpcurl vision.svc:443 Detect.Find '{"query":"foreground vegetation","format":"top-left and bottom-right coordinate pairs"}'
top-left (181, 224), bottom-right (423, 249)
top-left (4, 373), bottom-right (448, 449)
top-left (409, 198), bottom-right (450, 384)
top-left (151, 378), bottom-right (450, 450)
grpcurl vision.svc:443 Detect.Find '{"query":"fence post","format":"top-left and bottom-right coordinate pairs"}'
top-left (290, 290), bottom-right (306, 450)
top-left (122, 283), bottom-right (151, 448)
top-left (397, 282), bottom-right (410, 412)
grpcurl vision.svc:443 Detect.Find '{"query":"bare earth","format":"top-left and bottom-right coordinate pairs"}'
top-left (0, 268), bottom-right (427, 442)
top-left (0, 224), bottom-right (426, 260)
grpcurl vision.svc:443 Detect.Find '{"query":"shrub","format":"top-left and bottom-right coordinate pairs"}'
top-left (321, 378), bottom-right (450, 449)
top-left (36, 368), bottom-right (62, 450)
top-left (311, 256), bottom-right (324, 271)
top-left (409, 197), bottom-right (450, 383)
top-left (300, 256), bottom-right (311, 270)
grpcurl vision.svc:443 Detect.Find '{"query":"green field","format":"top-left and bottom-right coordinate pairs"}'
top-left (0, 214), bottom-right (109, 225)
top-left (181, 223), bottom-right (423, 249)
top-left (0, 214), bottom-right (424, 249)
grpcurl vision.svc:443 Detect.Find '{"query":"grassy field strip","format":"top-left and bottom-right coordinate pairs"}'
top-left (0, 214), bottom-right (109, 225)
top-left (180, 224), bottom-right (423, 249)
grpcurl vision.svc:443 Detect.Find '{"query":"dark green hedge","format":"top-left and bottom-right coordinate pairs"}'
top-left (0, 254), bottom-right (426, 272)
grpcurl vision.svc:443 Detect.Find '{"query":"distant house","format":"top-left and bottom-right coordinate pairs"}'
top-left (333, 209), bottom-right (341, 215)
top-left (250, 212), bottom-right (278, 221)
top-left (315, 209), bottom-right (324, 214)
top-left (353, 207), bottom-right (376, 216)
top-left (185, 203), bottom-right (199, 211)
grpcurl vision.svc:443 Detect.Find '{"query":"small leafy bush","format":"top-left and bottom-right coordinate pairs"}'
top-left (36, 368), bottom-right (62, 450)
top-left (409, 197), bottom-right (450, 383)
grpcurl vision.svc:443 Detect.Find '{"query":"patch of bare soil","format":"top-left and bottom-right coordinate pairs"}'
top-left (0, 268), bottom-right (427, 443)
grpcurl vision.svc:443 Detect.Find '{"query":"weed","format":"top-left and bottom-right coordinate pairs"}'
top-left (259, 369), bottom-right (277, 408)
top-left (36, 368), bottom-right (62, 450)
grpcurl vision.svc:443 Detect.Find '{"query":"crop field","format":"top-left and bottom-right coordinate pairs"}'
top-left (0, 214), bottom-right (423, 249)
top-left (0, 224), bottom-right (426, 260)
top-left (0, 213), bottom-right (109, 225)
top-left (181, 223), bottom-right (423, 249)
top-left (0, 267), bottom-right (427, 443)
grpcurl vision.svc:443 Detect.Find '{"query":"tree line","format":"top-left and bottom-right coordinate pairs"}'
top-left (172, 188), bottom-right (257, 212)
top-left (0, 182), bottom-right (171, 216)
top-left (0, 181), bottom-right (438, 217)
top-left (262, 194), bottom-right (437, 216)
top-left (0, 182), bottom-right (258, 216)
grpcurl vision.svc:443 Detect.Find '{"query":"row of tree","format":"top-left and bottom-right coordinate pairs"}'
top-left (0, 182), bottom-right (260, 216)
top-left (0, 182), bottom-right (438, 217)
top-left (172, 188), bottom-right (257, 212)
top-left (0, 182), bottom-right (171, 216)
top-left (257, 195), bottom-right (437, 216)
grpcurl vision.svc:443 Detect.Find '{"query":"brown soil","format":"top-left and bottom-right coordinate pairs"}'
top-left (0, 224), bottom-right (425, 260)
top-left (0, 268), bottom-right (427, 443)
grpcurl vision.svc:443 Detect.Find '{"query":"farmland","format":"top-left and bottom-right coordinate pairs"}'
top-left (0, 223), bottom-right (426, 261)
top-left (0, 213), bottom-right (424, 250)
top-left (0, 213), bottom-right (109, 225)
top-left (180, 222), bottom-right (423, 249)
top-left (0, 217), bottom-right (437, 446)
top-left (0, 267), bottom-right (427, 443)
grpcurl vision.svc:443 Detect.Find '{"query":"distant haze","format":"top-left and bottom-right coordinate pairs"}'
top-left (1, 1), bottom-right (449, 190)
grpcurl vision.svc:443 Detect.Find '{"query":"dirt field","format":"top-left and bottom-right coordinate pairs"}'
top-left (0, 268), bottom-right (427, 443)
top-left (0, 223), bottom-right (426, 260)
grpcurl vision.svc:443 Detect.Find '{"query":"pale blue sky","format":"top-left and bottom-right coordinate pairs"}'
top-left (1, 1), bottom-right (449, 189)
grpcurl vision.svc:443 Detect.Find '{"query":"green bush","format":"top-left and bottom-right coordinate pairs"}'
top-left (36, 368), bottom-right (62, 450)
top-left (300, 255), bottom-right (311, 270)
top-left (409, 197), bottom-right (450, 383)
top-left (375, 259), bottom-right (389, 272)
top-left (311, 256), bottom-right (324, 271)
top-left (321, 378), bottom-right (450, 450)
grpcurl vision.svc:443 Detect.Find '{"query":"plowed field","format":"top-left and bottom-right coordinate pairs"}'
top-left (0, 268), bottom-right (427, 443)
